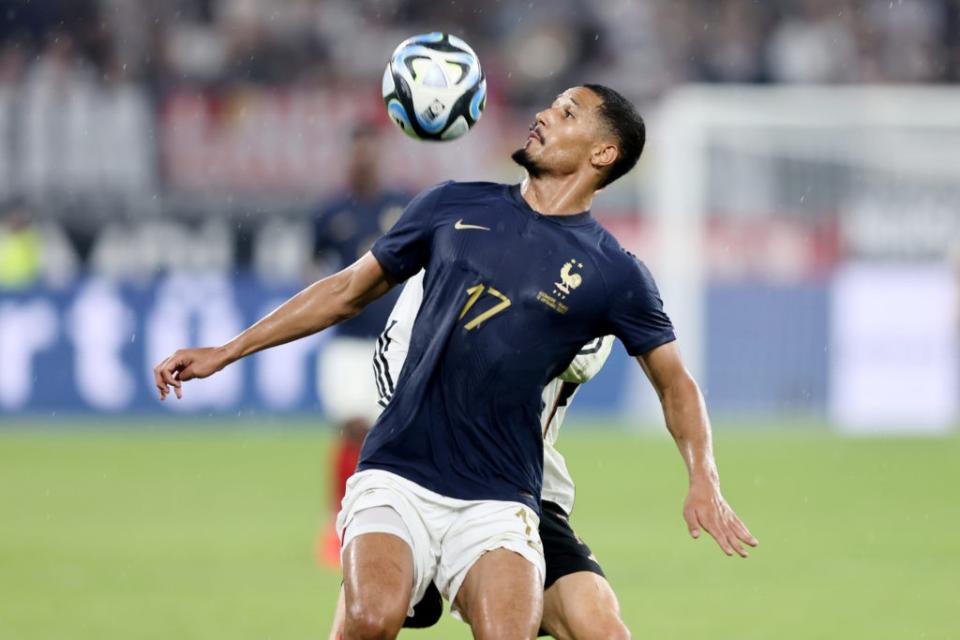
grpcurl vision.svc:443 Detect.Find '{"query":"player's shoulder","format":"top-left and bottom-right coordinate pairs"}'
top-left (409, 181), bottom-right (511, 218)
top-left (436, 180), bottom-right (510, 202)
top-left (588, 226), bottom-right (657, 285)
top-left (584, 223), bottom-right (632, 262)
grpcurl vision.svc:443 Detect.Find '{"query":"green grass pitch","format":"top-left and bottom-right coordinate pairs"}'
top-left (1, 423), bottom-right (957, 639)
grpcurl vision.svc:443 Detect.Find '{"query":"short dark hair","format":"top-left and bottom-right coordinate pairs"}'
top-left (582, 84), bottom-right (645, 188)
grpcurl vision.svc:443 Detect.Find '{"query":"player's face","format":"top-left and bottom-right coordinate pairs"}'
top-left (348, 131), bottom-right (380, 192)
top-left (350, 132), bottom-right (379, 172)
top-left (512, 87), bottom-right (612, 181)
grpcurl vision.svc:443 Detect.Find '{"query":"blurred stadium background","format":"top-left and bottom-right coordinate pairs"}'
top-left (1, 1), bottom-right (958, 638)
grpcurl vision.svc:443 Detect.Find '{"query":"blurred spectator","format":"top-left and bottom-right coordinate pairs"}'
top-left (0, 200), bottom-right (41, 289)
top-left (767, 0), bottom-right (858, 83)
top-left (6, 0), bottom-right (960, 97)
top-left (861, 0), bottom-right (945, 82)
top-left (696, 1), bottom-right (771, 83)
top-left (0, 0), bottom-right (957, 265)
top-left (0, 38), bottom-right (28, 86)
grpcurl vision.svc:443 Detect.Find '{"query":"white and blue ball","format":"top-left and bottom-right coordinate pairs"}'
top-left (382, 32), bottom-right (486, 142)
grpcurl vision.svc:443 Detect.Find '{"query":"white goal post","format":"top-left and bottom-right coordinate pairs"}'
top-left (649, 85), bottom-right (960, 432)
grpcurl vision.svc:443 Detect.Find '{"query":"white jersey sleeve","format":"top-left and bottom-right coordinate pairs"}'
top-left (539, 335), bottom-right (614, 514)
top-left (558, 336), bottom-right (614, 384)
top-left (372, 270), bottom-right (425, 410)
top-left (373, 269), bottom-right (613, 516)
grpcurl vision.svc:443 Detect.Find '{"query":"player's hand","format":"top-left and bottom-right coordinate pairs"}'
top-left (683, 482), bottom-right (758, 557)
top-left (153, 346), bottom-right (229, 400)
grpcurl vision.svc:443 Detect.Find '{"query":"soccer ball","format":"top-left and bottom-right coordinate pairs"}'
top-left (382, 32), bottom-right (486, 142)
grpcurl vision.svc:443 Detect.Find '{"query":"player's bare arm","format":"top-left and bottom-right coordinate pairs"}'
top-left (154, 252), bottom-right (393, 400)
top-left (637, 342), bottom-right (759, 557)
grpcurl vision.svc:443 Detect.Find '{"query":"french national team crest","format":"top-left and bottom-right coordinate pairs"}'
top-left (554, 259), bottom-right (584, 297)
top-left (537, 258), bottom-right (584, 315)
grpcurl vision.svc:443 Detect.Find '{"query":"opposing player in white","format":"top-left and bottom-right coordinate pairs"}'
top-left (330, 269), bottom-right (627, 639)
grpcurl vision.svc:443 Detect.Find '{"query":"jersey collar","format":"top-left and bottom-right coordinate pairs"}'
top-left (508, 184), bottom-right (594, 226)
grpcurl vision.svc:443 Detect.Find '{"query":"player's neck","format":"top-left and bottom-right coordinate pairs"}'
top-left (521, 174), bottom-right (595, 216)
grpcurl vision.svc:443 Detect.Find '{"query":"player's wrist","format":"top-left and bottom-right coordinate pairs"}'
top-left (688, 467), bottom-right (720, 491)
top-left (216, 342), bottom-right (242, 368)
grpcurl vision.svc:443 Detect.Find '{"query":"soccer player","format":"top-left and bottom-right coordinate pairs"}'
top-left (154, 84), bottom-right (757, 640)
top-left (326, 269), bottom-right (625, 639)
top-left (309, 123), bottom-right (411, 566)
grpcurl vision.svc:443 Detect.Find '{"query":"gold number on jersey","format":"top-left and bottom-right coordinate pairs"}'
top-left (458, 284), bottom-right (512, 330)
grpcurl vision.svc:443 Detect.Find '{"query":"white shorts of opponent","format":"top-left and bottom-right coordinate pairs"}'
top-left (317, 337), bottom-right (381, 425)
top-left (336, 469), bottom-right (545, 621)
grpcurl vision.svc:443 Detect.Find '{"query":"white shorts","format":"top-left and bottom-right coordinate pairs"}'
top-left (336, 469), bottom-right (545, 621)
top-left (317, 337), bottom-right (381, 425)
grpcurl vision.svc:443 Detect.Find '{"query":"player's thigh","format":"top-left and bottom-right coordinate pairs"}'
top-left (342, 532), bottom-right (411, 637)
top-left (541, 571), bottom-right (629, 640)
top-left (337, 472), bottom-right (436, 630)
top-left (439, 501), bottom-right (545, 638)
top-left (455, 548), bottom-right (544, 640)
top-left (537, 501), bottom-right (629, 640)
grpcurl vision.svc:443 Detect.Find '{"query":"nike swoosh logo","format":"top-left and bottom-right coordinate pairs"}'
top-left (454, 219), bottom-right (491, 231)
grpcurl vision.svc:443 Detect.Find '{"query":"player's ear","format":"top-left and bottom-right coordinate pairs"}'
top-left (590, 142), bottom-right (618, 172)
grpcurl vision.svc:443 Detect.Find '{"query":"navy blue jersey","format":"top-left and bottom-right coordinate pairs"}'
top-left (313, 190), bottom-right (411, 338)
top-left (360, 182), bottom-right (675, 512)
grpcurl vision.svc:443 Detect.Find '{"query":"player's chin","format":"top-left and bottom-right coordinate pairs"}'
top-left (511, 147), bottom-right (542, 175)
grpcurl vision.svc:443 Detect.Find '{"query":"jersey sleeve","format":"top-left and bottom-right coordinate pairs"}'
top-left (605, 255), bottom-right (676, 357)
top-left (370, 182), bottom-right (448, 282)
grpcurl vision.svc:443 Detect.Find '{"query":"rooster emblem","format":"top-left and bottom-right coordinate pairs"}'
top-left (555, 260), bottom-right (584, 296)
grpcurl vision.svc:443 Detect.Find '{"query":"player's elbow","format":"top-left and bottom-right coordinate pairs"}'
top-left (323, 293), bottom-right (359, 326)
top-left (333, 295), bottom-right (364, 323)
top-left (659, 368), bottom-right (702, 408)
top-left (328, 255), bottom-right (392, 322)
top-left (325, 272), bottom-right (369, 323)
